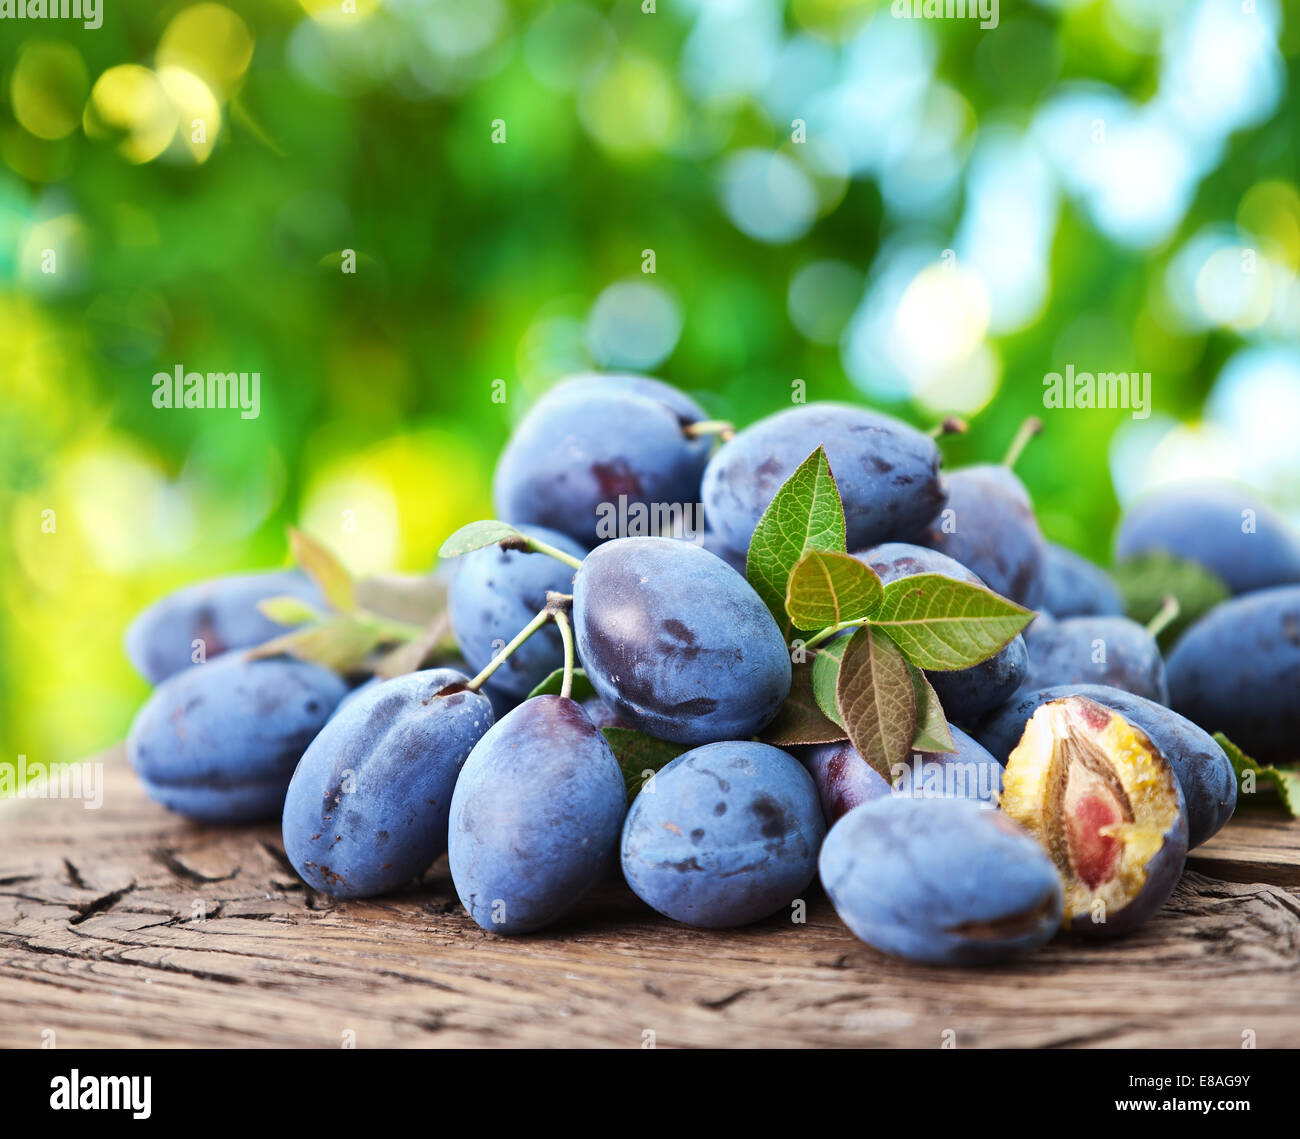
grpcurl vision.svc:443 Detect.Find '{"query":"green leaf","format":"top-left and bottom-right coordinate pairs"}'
top-left (244, 617), bottom-right (383, 673)
top-left (528, 667), bottom-right (596, 702)
top-left (869, 574), bottom-right (1032, 671)
top-left (785, 550), bottom-right (883, 631)
top-left (355, 572), bottom-right (449, 625)
top-left (811, 636), bottom-right (849, 728)
top-left (746, 447), bottom-right (847, 627)
top-left (257, 594), bottom-right (325, 627)
top-left (438, 520), bottom-right (524, 559)
top-left (1115, 553), bottom-right (1230, 649)
top-left (760, 661), bottom-right (848, 746)
top-left (835, 627), bottom-right (916, 779)
top-left (372, 613), bottom-right (453, 680)
top-left (602, 727), bottom-right (684, 802)
top-left (1215, 733), bottom-right (1300, 818)
top-left (290, 528), bottom-right (356, 614)
top-left (908, 665), bottom-right (956, 754)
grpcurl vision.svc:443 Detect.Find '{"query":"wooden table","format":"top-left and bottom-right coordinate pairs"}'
top-left (2, 750), bottom-right (1297, 1049)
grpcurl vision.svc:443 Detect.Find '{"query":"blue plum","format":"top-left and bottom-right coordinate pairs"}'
top-left (1041, 542), bottom-right (1124, 617)
top-left (1001, 696), bottom-right (1188, 938)
top-left (804, 725), bottom-right (1002, 823)
top-left (917, 465), bottom-right (1046, 608)
top-left (856, 542), bottom-right (1029, 722)
top-left (620, 741), bottom-right (825, 928)
top-left (1166, 585), bottom-right (1300, 764)
top-left (127, 653), bottom-right (346, 823)
top-left (125, 570), bottom-right (323, 684)
top-left (819, 797), bottom-right (1063, 965)
top-left (1115, 481), bottom-right (1300, 595)
top-left (800, 740), bottom-right (891, 823)
top-left (890, 726), bottom-right (1004, 807)
top-left (448, 524), bottom-right (585, 700)
top-left (573, 537), bottom-right (792, 745)
top-left (492, 373), bottom-right (711, 548)
top-left (700, 403), bottom-right (945, 561)
top-left (1023, 614), bottom-right (1168, 703)
top-left (282, 669), bottom-right (494, 898)
top-left (970, 683), bottom-right (1235, 848)
top-left (448, 696), bottom-right (626, 934)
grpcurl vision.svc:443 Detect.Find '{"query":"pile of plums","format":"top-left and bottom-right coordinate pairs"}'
top-left (123, 373), bottom-right (1300, 965)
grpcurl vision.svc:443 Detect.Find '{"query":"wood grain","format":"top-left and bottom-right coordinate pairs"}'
top-left (1, 750), bottom-right (1297, 1049)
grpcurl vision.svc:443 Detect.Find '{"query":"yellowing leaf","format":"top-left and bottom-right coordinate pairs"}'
top-left (785, 549), bottom-right (883, 630)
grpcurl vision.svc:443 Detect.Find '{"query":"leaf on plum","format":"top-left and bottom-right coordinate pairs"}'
top-left (438, 520), bottom-right (524, 559)
top-left (244, 617), bottom-right (385, 673)
top-left (528, 667), bottom-right (597, 702)
top-left (257, 594), bottom-right (325, 627)
top-left (869, 574), bottom-right (1032, 671)
top-left (355, 572), bottom-right (449, 625)
top-left (761, 661), bottom-right (848, 746)
top-left (834, 627), bottom-right (916, 780)
top-left (785, 549), bottom-right (883, 631)
top-left (908, 664), bottom-right (956, 754)
top-left (601, 727), bottom-right (684, 802)
top-left (746, 446), bottom-right (847, 629)
top-left (810, 636), bottom-right (849, 728)
top-left (1115, 553), bottom-right (1230, 650)
top-left (1215, 733), bottom-right (1300, 818)
top-left (290, 528), bottom-right (356, 614)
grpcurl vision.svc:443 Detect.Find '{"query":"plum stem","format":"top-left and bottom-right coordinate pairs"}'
top-left (684, 419), bottom-right (736, 442)
top-left (523, 535), bottom-right (583, 570)
top-left (1146, 595), bottom-right (1181, 638)
top-left (464, 606), bottom-right (551, 692)
top-left (553, 610), bottom-right (575, 700)
top-left (928, 416), bottom-right (968, 438)
top-left (803, 619), bottom-right (864, 651)
top-left (1002, 417), bottom-right (1043, 469)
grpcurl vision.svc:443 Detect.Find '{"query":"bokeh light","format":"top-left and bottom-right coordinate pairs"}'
top-left (586, 280), bottom-right (683, 371)
top-left (11, 42), bottom-right (88, 141)
top-left (83, 65), bottom-right (178, 164)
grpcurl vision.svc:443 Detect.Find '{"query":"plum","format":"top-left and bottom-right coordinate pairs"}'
top-left (1041, 542), bottom-right (1124, 617)
top-left (1023, 614), bottom-right (1168, 703)
top-left (970, 683), bottom-right (1235, 848)
top-left (916, 464), bottom-right (1045, 609)
top-left (819, 796), bottom-right (1063, 965)
top-left (493, 373), bottom-right (712, 548)
top-left (700, 403), bottom-right (945, 561)
top-left (126, 653), bottom-right (346, 823)
top-left (1115, 481), bottom-right (1300, 595)
top-left (1000, 696), bottom-right (1187, 938)
top-left (620, 741), bottom-right (825, 928)
top-left (800, 739), bottom-right (892, 823)
top-left (573, 537), bottom-right (792, 745)
top-left (125, 570), bottom-right (323, 684)
top-left (283, 669), bottom-right (494, 898)
top-left (890, 726), bottom-right (1004, 807)
top-left (856, 542), bottom-right (1029, 722)
top-left (1166, 585), bottom-right (1300, 764)
top-left (448, 696), bottom-right (626, 934)
top-left (448, 523), bottom-right (585, 700)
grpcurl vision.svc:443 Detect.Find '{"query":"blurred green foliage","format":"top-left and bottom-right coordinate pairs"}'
top-left (1, 0), bottom-right (1297, 769)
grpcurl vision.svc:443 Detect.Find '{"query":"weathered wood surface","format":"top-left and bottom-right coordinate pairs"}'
top-left (1, 750), bottom-right (1298, 1049)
